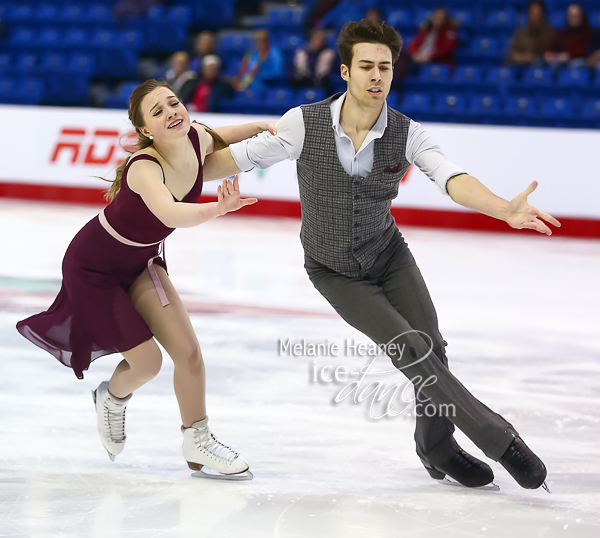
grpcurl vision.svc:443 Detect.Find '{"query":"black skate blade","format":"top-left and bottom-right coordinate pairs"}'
top-left (542, 481), bottom-right (552, 493)
top-left (436, 476), bottom-right (500, 491)
top-left (191, 468), bottom-right (253, 481)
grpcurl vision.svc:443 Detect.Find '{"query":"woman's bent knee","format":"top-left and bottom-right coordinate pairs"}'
top-left (124, 341), bottom-right (163, 380)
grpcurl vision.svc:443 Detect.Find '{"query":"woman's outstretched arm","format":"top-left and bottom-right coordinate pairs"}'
top-left (127, 159), bottom-right (255, 228)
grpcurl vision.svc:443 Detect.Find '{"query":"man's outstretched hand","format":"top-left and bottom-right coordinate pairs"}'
top-left (505, 181), bottom-right (561, 236)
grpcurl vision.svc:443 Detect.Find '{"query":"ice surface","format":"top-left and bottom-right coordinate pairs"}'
top-left (1, 199), bottom-right (599, 537)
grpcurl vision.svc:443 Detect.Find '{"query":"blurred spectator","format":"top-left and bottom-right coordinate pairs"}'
top-left (187, 55), bottom-right (233, 113)
top-left (291, 29), bottom-right (336, 92)
top-left (407, 9), bottom-right (458, 66)
top-left (190, 31), bottom-right (217, 73)
top-left (544, 4), bottom-right (593, 68)
top-left (232, 30), bottom-right (284, 91)
top-left (505, 1), bottom-right (554, 66)
top-left (586, 30), bottom-right (600, 67)
top-left (365, 9), bottom-right (382, 24)
top-left (165, 52), bottom-right (197, 102)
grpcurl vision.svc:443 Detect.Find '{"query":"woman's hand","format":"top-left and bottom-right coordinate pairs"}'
top-left (216, 175), bottom-right (258, 215)
top-left (505, 181), bottom-right (561, 235)
top-left (256, 121), bottom-right (277, 136)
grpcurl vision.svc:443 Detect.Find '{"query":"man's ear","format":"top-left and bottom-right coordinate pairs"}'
top-left (340, 63), bottom-right (350, 82)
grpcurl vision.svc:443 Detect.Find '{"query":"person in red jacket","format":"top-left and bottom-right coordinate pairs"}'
top-left (545, 3), bottom-right (593, 68)
top-left (408, 8), bottom-right (458, 66)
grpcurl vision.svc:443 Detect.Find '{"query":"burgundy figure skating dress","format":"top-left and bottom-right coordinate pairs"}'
top-left (17, 126), bottom-right (204, 379)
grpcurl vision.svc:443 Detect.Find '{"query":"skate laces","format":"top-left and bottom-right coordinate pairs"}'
top-left (104, 398), bottom-right (127, 442)
top-left (194, 426), bottom-right (239, 463)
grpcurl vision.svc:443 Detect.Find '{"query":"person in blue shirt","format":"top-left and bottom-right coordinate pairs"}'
top-left (232, 30), bottom-right (284, 91)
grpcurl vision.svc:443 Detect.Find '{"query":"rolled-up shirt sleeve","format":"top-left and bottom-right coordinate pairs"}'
top-left (405, 120), bottom-right (467, 195)
top-left (229, 106), bottom-right (305, 172)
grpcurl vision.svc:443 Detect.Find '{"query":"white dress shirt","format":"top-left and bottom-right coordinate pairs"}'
top-left (230, 92), bottom-right (467, 195)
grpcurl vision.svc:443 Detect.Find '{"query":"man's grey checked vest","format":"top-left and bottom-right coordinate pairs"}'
top-left (298, 94), bottom-right (412, 278)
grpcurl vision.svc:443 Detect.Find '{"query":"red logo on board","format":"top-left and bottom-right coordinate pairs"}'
top-left (50, 127), bottom-right (137, 166)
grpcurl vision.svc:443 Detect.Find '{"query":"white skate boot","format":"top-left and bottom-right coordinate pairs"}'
top-left (182, 416), bottom-right (253, 481)
top-left (92, 381), bottom-right (132, 461)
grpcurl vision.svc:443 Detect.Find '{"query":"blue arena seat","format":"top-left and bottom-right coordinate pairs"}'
top-left (35, 4), bottom-right (61, 26)
top-left (486, 66), bottom-right (517, 85)
top-left (470, 37), bottom-right (500, 57)
top-left (522, 67), bottom-right (553, 87)
top-left (453, 65), bottom-right (483, 85)
top-left (16, 52), bottom-right (39, 73)
top-left (38, 27), bottom-right (62, 48)
top-left (435, 93), bottom-right (466, 114)
top-left (64, 28), bottom-right (90, 49)
top-left (505, 95), bottom-right (537, 117)
top-left (419, 64), bottom-right (450, 84)
top-left (386, 9), bottom-right (413, 29)
top-left (449, 9), bottom-right (474, 27)
top-left (401, 92), bottom-right (432, 113)
top-left (540, 97), bottom-right (574, 118)
top-left (278, 34), bottom-right (306, 53)
top-left (582, 98), bottom-right (600, 119)
top-left (69, 53), bottom-right (95, 75)
top-left (8, 5), bottom-right (35, 24)
top-left (60, 5), bottom-right (87, 27)
top-left (590, 11), bottom-right (600, 28)
top-left (85, 4), bottom-right (113, 26)
top-left (217, 33), bottom-right (254, 54)
top-left (557, 68), bottom-right (591, 87)
top-left (0, 53), bottom-right (12, 75)
top-left (268, 6), bottom-right (307, 28)
top-left (414, 8), bottom-right (433, 26)
top-left (486, 8), bottom-right (516, 28)
top-left (264, 87), bottom-right (294, 114)
top-left (549, 12), bottom-right (565, 28)
top-left (41, 52), bottom-right (68, 73)
top-left (167, 5), bottom-right (192, 25)
top-left (20, 77), bottom-right (45, 105)
top-left (9, 26), bottom-right (36, 48)
top-left (0, 78), bottom-right (19, 104)
top-left (468, 94), bottom-right (501, 116)
top-left (296, 88), bottom-right (326, 104)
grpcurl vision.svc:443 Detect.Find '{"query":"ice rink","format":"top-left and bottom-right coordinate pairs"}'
top-left (1, 198), bottom-right (599, 537)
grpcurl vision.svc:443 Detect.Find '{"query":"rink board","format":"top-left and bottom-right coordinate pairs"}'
top-left (1, 104), bottom-right (598, 237)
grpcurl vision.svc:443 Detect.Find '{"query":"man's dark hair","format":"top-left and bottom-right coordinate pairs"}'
top-left (337, 19), bottom-right (402, 69)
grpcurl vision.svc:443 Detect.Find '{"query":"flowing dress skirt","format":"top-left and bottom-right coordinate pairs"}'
top-left (17, 215), bottom-right (166, 379)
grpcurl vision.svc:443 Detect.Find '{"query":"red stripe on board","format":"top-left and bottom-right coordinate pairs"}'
top-left (1, 181), bottom-right (598, 238)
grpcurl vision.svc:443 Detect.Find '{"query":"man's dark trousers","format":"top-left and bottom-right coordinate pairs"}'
top-left (304, 228), bottom-right (518, 462)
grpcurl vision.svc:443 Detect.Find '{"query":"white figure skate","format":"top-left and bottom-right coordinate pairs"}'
top-left (92, 381), bottom-right (131, 461)
top-left (182, 416), bottom-right (253, 481)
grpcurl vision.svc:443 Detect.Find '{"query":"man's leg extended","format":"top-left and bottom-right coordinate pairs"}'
top-left (304, 235), bottom-right (517, 461)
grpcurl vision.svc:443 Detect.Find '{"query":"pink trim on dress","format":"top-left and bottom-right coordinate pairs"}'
top-left (98, 208), bottom-right (170, 307)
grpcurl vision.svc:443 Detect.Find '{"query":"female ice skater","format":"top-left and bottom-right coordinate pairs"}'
top-left (202, 20), bottom-right (560, 491)
top-left (17, 79), bottom-right (269, 480)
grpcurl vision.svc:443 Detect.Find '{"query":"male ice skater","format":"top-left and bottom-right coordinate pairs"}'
top-left (204, 20), bottom-right (559, 490)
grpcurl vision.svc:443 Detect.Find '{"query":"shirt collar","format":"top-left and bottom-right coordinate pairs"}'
top-left (331, 92), bottom-right (388, 139)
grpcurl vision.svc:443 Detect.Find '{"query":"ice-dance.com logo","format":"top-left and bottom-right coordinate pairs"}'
top-left (278, 331), bottom-right (456, 420)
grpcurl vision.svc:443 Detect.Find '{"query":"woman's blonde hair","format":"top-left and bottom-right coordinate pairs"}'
top-left (104, 79), bottom-right (226, 201)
